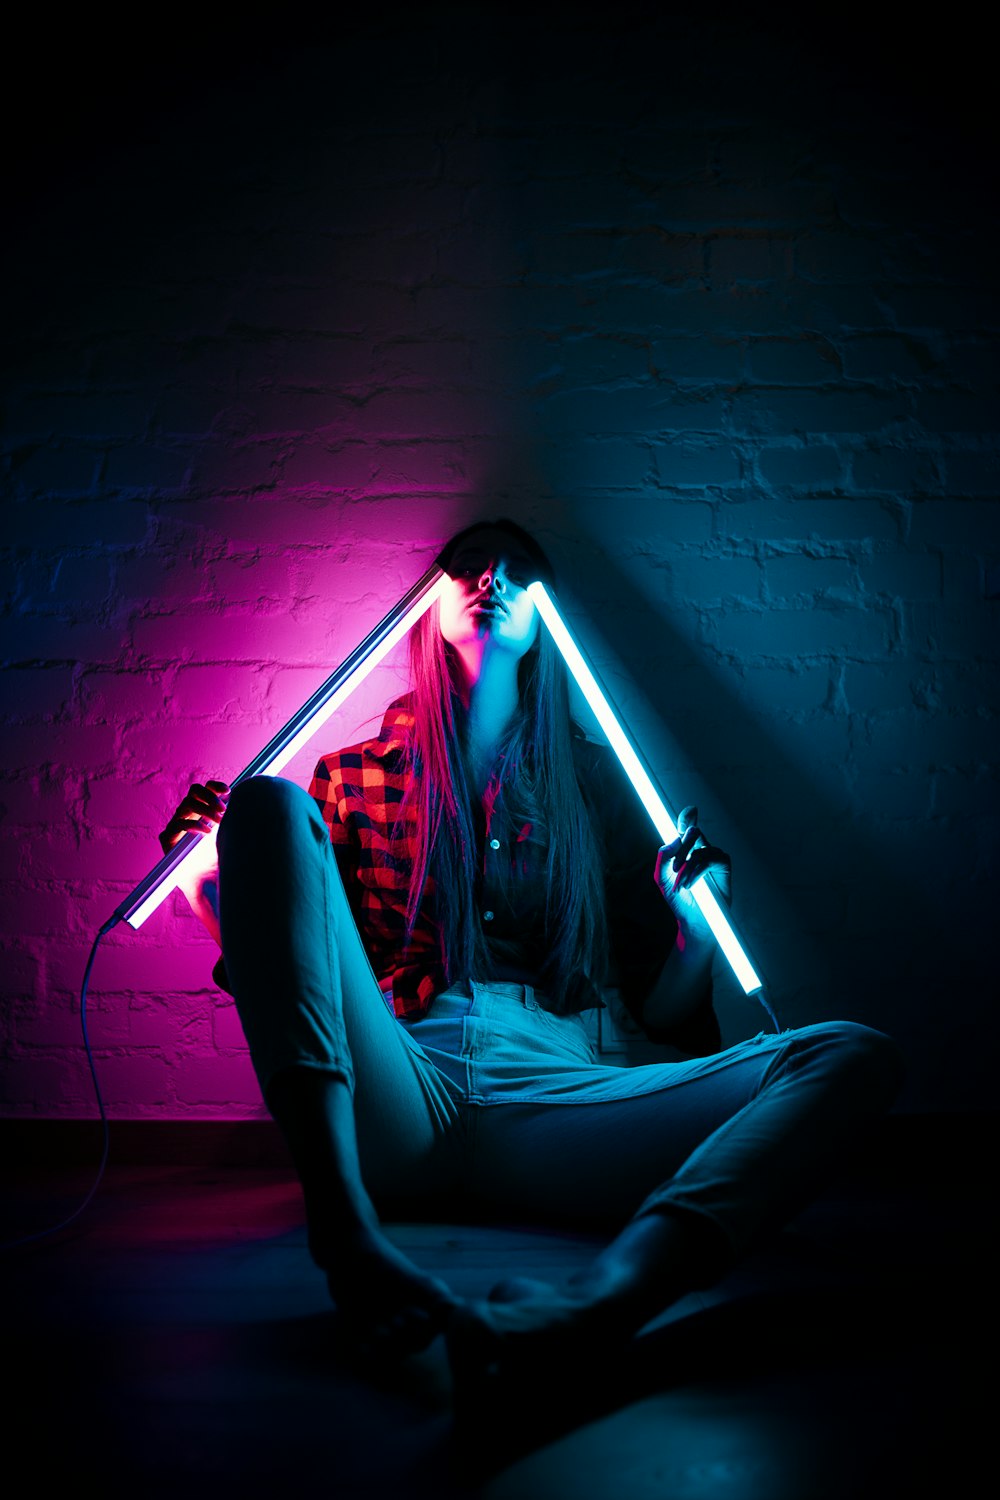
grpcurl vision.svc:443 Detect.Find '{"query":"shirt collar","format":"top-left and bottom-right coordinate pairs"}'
top-left (365, 697), bottom-right (416, 763)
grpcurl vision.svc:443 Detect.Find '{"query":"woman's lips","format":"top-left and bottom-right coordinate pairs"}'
top-left (470, 596), bottom-right (508, 617)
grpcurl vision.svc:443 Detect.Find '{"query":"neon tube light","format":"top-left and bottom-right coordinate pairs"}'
top-left (529, 581), bottom-right (763, 996)
top-left (115, 566), bottom-right (448, 931)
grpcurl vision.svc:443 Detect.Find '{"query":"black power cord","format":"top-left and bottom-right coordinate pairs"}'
top-left (1, 916), bottom-right (116, 1252)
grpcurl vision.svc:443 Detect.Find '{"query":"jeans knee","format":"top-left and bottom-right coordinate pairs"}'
top-left (220, 777), bottom-right (324, 863)
top-left (811, 1020), bottom-right (904, 1111)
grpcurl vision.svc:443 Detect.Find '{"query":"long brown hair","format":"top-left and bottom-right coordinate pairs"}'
top-left (400, 524), bottom-right (609, 1011)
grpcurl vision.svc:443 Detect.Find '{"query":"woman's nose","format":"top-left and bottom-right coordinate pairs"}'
top-left (478, 565), bottom-right (506, 594)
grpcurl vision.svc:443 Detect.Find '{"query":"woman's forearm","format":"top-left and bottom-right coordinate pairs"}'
top-left (178, 868), bottom-right (222, 948)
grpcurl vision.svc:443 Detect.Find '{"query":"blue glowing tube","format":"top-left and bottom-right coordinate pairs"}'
top-left (528, 581), bottom-right (764, 996)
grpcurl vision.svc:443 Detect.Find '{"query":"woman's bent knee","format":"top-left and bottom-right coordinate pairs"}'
top-left (802, 1020), bottom-right (904, 1111)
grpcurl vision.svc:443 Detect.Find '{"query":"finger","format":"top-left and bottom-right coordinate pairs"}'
top-left (673, 823), bottom-right (701, 871)
top-left (182, 785), bottom-right (227, 820)
top-left (677, 805), bottom-right (699, 836)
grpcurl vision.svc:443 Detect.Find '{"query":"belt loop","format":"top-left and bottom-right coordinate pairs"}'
top-left (524, 983), bottom-right (536, 1010)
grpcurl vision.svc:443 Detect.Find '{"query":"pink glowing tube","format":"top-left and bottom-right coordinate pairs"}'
top-left (113, 563), bottom-right (448, 932)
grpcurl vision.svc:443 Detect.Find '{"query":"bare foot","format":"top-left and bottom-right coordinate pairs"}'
top-left (325, 1223), bottom-right (457, 1362)
top-left (446, 1275), bottom-right (633, 1400)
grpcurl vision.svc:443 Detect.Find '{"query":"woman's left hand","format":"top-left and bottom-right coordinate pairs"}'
top-left (655, 805), bottom-right (732, 908)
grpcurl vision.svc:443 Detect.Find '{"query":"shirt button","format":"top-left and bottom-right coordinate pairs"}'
top-left (483, 910), bottom-right (494, 922)
top-left (489, 838), bottom-right (500, 850)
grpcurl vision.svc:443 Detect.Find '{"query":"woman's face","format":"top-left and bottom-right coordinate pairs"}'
top-left (438, 527), bottom-right (541, 659)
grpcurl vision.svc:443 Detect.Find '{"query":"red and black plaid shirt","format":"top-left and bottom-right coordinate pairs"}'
top-left (309, 700), bottom-right (445, 1019)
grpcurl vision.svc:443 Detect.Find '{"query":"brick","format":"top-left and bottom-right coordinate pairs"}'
top-left (765, 556), bottom-right (853, 600)
top-left (713, 604), bottom-right (892, 658)
top-left (0, 882), bottom-right (77, 937)
top-left (930, 767), bottom-right (998, 817)
top-left (170, 664), bottom-right (261, 721)
top-left (842, 335), bottom-right (934, 382)
top-left (653, 184), bottom-right (833, 231)
top-left (0, 615), bottom-right (126, 667)
top-left (597, 287), bottom-right (781, 337)
top-left (945, 451), bottom-right (1000, 496)
top-left (794, 232), bottom-right (887, 283)
top-left (353, 389), bottom-right (505, 438)
top-left (875, 709), bottom-right (996, 765)
top-left (548, 388), bottom-right (727, 436)
top-left (654, 445), bottom-right (741, 487)
top-left (946, 662), bottom-right (1000, 714)
top-left (104, 444), bottom-right (193, 492)
top-left (550, 439), bottom-right (652, 489)
top-left (757, 446), bottom-right (843, 490)
top-left (842, 661), bottom-right (931, 713)
top-left (188, 442), bottom-right (287, 493)
top-left (0, 775), bottom-right (72, 830)
top-left (47, 556), bottom-right (115, 607)
top-left (708, 237), bottom-right (789, 283)
top-left (4, 722), bottom-right (117, 771)
top-left (207, 556), bottom-right (294, 605)
top-left (0, 947), bottom-right (41, 993)
top-left (0, 1055), bottom-right (95, 1112)
top-left (171, 1054), bottom-right (262, 1107)
top-left (747, 339), bottom-right (840, 385)
top-left (115, 551), bottom-right (212, 605)
top-left (938, 340), bottom-right (998, 390)
top-left (736, 663), bottom-right (832, 712)
top-left (909, 499), bottom-right (1000, 548)
top-left (730, 390), bottom-right (906, 438)
top-left (4, 498), bottom-right (150, 549)
top-left (851, 447), bottom-right (939, 493)
top-left (129, 605), bottom-right (329, 666)
top-left (651, 338), bottom-right (743, 383)
top-left (152, 392), bottom-right (232, 438)
top-left (7, 393), bottom-right (150, 440)
top-left (669, 553), bottom-right (761, 603)
top-left (620, 133), bottom-right (714, 182)
top-left (206, 991), bottom-right (244, 1040)
top-left (717, 497), bottom-right (901, 543)
top-left (577, 493), bottom-right (714, 545)
top-left (263, 333), bottom-right (375, 391)
top-left (315, 231), bottom-right (437, 286)
top-left (915, 394), bottom-right (999, 433)
top-left (0, 666), bottom-right (75, 718)
top-left (860, 551), bottom-right (943, 600)
top-left (884, 286), bottom-right (1000, 333)
top-left (80, 670), bottom-right (173, 724)
top-left (847, 768), bottom-right (934, 819)
top-left (87, 776), bottom-right (156, 828)
top-left (613, 232), bottom-right (705, 282)
top-left (30, 830), bottom-right (158, 886)
top-left (127, 1003), bottom-right (213, 1049)
top-left (280, 444), bottom-right (384, 490)
top-left (12, 446), bottom-right (100, 495)
top-left (542, 335), bottom-right (651, 388)
top-left (87, 1053), bottom-right (172, 1105)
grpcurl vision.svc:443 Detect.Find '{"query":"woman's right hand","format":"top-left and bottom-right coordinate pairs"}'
top-left (159, 780), bottom-right (231, 855)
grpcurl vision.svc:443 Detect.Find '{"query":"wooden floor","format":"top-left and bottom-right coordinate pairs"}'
top-left (5, 1120), bottom-right (994, 1499)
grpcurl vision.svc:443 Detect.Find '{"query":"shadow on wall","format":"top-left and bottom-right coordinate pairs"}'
top-left (465, 486), bottom-right (941, 1060)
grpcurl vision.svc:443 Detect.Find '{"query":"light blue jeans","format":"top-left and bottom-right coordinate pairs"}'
top-left (218, 777), bottom-right (903, 1261)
